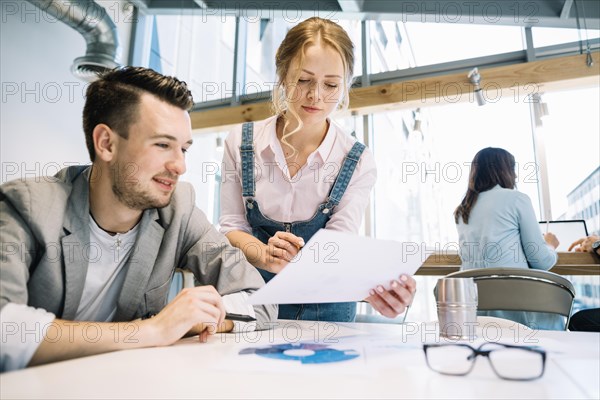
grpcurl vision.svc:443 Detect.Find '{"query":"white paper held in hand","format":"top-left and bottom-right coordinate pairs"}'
top-left (248, 229), bottom-right (427, 305)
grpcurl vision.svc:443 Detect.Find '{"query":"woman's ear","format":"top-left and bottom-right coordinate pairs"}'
top-left (92, 124), bottom-right (118, 162)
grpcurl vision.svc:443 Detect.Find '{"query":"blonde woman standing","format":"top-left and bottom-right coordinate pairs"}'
top-left (220, 17), bottom-right (416, 322)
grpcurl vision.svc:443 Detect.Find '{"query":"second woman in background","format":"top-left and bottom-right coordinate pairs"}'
top-left (220, 17), bottom-right (416, 322)
top-left (454, 147), bottom-right (561, 329)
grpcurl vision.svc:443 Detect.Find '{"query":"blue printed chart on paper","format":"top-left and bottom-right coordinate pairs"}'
top-left (213, 325), bottom-right (423, 375)
top-left (223, 340), bottom-right (368, 375)
top-left (239, 342), bottom-right (360, 364)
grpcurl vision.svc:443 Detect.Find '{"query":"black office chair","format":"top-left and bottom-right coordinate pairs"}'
top-left (438, 268), bottom-right (576, 331)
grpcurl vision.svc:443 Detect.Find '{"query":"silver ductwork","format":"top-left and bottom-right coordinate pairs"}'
top-left (27, 0), bottom-right (121, 81)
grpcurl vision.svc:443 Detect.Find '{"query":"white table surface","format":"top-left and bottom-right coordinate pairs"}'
top-left (1, 320), bottom-right (598, 399)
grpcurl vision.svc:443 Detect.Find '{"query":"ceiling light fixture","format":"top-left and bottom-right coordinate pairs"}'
top-left (468, 67), bottom-right (486, 106)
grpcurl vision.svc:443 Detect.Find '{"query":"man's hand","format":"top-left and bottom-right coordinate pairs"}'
top-left (147, 285), bottom-right (226, 345)
top-left (28, 285), bottom-right (230, 367)
top-left (366, 275), bottom-right (417, 319)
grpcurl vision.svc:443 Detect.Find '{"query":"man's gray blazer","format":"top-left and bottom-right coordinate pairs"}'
top-left (0, 166), bottom-right (277, 325)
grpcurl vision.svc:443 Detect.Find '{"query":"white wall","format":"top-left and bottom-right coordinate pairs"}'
top-left (1, 0), bottom-right (132, 183)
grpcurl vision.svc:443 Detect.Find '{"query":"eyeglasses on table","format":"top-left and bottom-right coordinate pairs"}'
top-left (423, 342), bottom-right (546, 381)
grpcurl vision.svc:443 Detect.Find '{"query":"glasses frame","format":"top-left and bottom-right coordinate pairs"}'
top-left (423, 342), bottom-right (547, 381)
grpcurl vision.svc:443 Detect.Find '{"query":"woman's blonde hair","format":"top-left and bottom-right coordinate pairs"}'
top-left (272, 17), bottom-right (355, 158)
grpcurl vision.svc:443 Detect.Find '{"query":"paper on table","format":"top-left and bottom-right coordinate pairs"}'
top-left (248, 229), bottom-right (427, 305)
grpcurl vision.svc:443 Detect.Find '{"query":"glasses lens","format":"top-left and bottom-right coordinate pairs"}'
top-left (425, 345), bottom-right (474, 375)
top-left (487, 345), bottom-right (545, 380)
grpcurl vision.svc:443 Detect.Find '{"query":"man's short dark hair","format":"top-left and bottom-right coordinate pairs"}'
top-left (82, 66), bottom-right (194, 161)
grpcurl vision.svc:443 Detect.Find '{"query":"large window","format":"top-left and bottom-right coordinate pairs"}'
top-left (180, 131), bottom-right (224, 225)
top-left (372, 98), bottom-right (538, 245)
top-left (541, 86), bottom-right (600, 233)
top-left (370, 96), bottom-right (540, 323)
top-left (532, 27), bottom-right (600, 48)
top-left (245, 18), bottom-right (363, 95)
top-left (369, 21), bottom-right (524, 73)
top-left (540, 86), bottom-right (600, 313)
top-left (151, 15), bottom-right (236, 102)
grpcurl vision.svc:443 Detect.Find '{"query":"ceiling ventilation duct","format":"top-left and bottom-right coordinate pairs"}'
top-left (27, 0), bottom-right (121, 81)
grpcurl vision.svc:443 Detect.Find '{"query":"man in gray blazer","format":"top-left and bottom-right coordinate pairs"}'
top-left (0, 67), bottom-right (277, 371)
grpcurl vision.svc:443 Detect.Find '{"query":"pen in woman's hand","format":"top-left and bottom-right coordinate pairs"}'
top-left (225, 313), bottom-right (256, 322)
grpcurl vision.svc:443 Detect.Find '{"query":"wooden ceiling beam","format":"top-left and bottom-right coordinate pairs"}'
top-left (190, 52), bottom-right (600, 132)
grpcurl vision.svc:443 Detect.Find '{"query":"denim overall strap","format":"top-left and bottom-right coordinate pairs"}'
top-left (327, 141), bottom-right (366, 206)
top-left (240, 122), bottom-right (255, 197)
top-left (243, 137), bottom-right (367, 323)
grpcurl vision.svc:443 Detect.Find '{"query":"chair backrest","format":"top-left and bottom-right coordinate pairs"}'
top-left (167, 269), bottom-right (196, 303)
top-left (440, 268), bottom-right (576, 330)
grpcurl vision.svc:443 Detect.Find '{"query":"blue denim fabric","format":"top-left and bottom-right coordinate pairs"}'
top-left (240, 122), bottom-right (256, 197)
top-left (240, 122), bottom-right (365, 322)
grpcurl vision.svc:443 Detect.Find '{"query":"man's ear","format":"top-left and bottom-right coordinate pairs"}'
top-left (93, 124), bottom-right (118, 162)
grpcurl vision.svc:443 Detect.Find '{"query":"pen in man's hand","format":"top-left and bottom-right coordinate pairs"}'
top-left (225, 313), bottom-right (256, 322)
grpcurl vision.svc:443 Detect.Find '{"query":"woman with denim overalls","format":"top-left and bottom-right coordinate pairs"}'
top-left (219, 17), bottom-right (416, 322)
